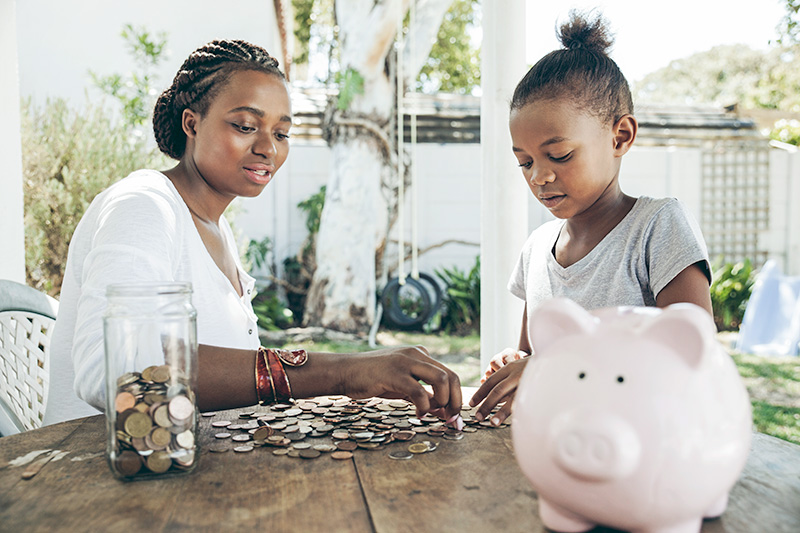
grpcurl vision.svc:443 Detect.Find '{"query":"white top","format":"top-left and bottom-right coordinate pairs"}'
top-left (508, 196), bottom-right (711, 312)
top-left (44, 170), bottom-right (259, 425)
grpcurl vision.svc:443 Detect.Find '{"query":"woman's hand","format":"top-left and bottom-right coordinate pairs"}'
top-left (469, 357), bottom-right (529, 426)
top-left (481, 347), bottom-right (528, 383)
top-left (338, 345), bottom-right (462, 423)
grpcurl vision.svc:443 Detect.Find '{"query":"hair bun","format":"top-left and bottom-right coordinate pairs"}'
top-left (558, 10), bottom-right (613, 55)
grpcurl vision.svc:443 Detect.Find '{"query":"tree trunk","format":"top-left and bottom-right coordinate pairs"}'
top-left (304, 0), bottom-right (452, 333)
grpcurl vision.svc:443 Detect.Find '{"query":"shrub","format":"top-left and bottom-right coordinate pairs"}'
top-left (246, 236), bottom-right (295, 330)
top-left (435, 256), bottom-right (480, 335)
top-left (710, 258), bottom-right (756, 331)
top-left (21, 98), bottom-right (165, 295)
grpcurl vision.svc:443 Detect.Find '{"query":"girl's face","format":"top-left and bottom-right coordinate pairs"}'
top-left (183, 69), bottom-right (292, 199)
top-left (509, 98), bottom-right (631, 220)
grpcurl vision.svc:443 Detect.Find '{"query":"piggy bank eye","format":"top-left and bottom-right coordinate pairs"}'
top-left (616, 375), bottom-right (625, 383)
top-left (578, 372), bottom-right (586, 380)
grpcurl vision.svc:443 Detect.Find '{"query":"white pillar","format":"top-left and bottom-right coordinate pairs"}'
top-left (0, 0), bottom-right (26, 283)
top-left (480, 0), bottom-right (529, 370)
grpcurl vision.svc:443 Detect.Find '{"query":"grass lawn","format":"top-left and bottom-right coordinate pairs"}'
top-left (268, 329), bottom-right (800, 445)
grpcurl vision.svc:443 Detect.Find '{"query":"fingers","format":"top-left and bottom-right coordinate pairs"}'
top-left (469, 358), bottom-right (528, 424)
top-left (405, 346), bottom-right (462, 419)
top-left (483, 348), bottom-right (523, 383)
top-left (352, 345), bottom-right (461, 420)
top-left (486, 392), bottom-right (515, 426)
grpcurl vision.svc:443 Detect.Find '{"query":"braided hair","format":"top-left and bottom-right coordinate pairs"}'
top-left (510, 11), bottom-right (632, 124)
top-left (153, 40), bottom-right (285, 160)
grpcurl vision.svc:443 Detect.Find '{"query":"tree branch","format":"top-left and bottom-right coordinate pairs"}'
top-left (402, 0), bottom-right (454, 84)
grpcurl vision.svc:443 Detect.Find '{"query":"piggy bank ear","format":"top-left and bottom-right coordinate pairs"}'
top-left (640, 303), bottom-right (715, 368)
top-left (528, 298), bottom-right (596, 354)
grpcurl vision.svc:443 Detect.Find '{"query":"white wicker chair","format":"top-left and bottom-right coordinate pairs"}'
top-left (0, 280), bottom-right (58, 436)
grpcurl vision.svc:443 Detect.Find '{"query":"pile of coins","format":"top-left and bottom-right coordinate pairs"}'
top-left (202, 396), bottom-right (508, 460)
top-left (110, 364), bottom-right (197, 478)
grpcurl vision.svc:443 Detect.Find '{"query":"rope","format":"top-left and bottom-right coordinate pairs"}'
top-left (410, 0), bottom-right (419, 280)
top-left (396, 1), bottom-right (405, 286)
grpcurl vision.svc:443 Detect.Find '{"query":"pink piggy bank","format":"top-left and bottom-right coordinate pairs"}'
top-left (512, 298), bottom-right (752, 533)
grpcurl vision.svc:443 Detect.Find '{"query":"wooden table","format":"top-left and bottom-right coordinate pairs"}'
top-left (1, 401), bottom-right (799, 533)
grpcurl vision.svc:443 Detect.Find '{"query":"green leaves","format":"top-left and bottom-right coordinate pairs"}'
top-left (416, 0), bottom-right (480, 95)
top-left (21, 98), bottom-right (167, 296)
top-left (710, 258), bottom-right (756, 331)
top-left (435, 256), bottom-right (480, 335)
top-left (297, 185), bottom-right (326, 235)
top-left (89, 24), bottom-right (168, 127)
top-left (335, 68), bottom-right (365, 111)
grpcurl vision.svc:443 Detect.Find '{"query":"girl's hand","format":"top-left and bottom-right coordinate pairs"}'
top-left (339, 345), bottom-right (463, 423)
top-left (469, 357), bottom-right (529, 426)
top-left (481, 347), bottom-right (528, 383)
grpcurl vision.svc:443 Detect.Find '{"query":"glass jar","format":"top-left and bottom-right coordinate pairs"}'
top-left (103, 282), bottom-right (199, 480)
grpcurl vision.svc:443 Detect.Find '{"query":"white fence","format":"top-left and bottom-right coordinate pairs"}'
top-left (236, 141), bottom-right (800, 283)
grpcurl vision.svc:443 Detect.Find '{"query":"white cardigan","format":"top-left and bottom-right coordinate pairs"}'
top-left (44, 170), bottom-right (259, 425)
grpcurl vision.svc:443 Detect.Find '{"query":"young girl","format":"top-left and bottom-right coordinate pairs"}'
top-left (470, 12), bottom-right (713, 425)
top-left (44, 40), bottom-right (462, 426)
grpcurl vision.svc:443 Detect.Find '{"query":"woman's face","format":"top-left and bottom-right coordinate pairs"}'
top-left (509, 98), bottom-right (623, 220)
top-left (183, 69), bottom-right (292, 199)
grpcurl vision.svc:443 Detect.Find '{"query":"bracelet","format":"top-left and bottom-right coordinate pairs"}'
top-left (265, 348), bottom-right (293, 403)
top-left (255, 346), bottom-right (275, 405)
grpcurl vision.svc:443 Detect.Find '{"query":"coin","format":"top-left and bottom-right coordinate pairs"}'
top-left (232, 434), bottom-right (251, 442)
top-left (150, 365), bottom-right (171, 384)
top-left (150, 427), bottom-right (173, 448)
top-left (408, 443), bottom-right (430, 454)
top-left (331, 451), bottom-right (353, 460)
top-left (272, 448), bottom-right (290, 456)
top-left (124, 411), bottom-right (153, 439)
top-left (175, 430), bottom-right (194, 449)
top-left (252, 426), bottom-right (273, 441)
top-left (140, 366), bottom-right (155, 382)
top-left (215, 432), bottom-right (232, 439)
top-left (115, 392), bottom-right (136, 413)
top-left (146, 450), bottom-right (172, 473)
top-left (313, 444), bottom-right (337, 453)
top-left (208, 444), bottom-right (229, 453)
top-left (299, 449), bottom-right (322, 459)
top-left (336, 441), bottom-right (358, 451)
top-left (115, 450), bottom-right (142, 476)
top-left (211, 420), bottom-right (232, 428)
top-left (292, 442), bottom-right (312, 450)
top-left (169, 395), bottom-right (194, 422)
top-left (233, 445), bottom-right (254, 453)
top-left (393, 431), bottom-right (415, 441)
top-left (152, 404), bottom-right (172, 428)
top-left (388, 450), bottom-right (414, 460)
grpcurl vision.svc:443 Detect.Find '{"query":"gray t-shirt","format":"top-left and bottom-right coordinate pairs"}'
top-left (508, 196), bottom-right (711, 311)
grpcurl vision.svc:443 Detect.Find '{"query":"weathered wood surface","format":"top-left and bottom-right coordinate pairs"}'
top-left (0, 406), bottom-right (798, 533)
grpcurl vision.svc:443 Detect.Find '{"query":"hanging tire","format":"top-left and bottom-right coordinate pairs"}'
top-left (380, 276), bottom-right (432, 330)
top-left (414, 272), bottom-right (443, 324)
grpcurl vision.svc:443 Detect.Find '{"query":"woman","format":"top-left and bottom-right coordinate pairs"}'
top-left (44, 40), bottom-right (462, 426)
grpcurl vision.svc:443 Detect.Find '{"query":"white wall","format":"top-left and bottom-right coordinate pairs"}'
top-left (16, 0), bottom-right (282, 108)
top-left (1, 0), bottom-right (26, 283)
top-left (235, 143), bottom-right (708, 283)
top-left (236, 143), bottom-right (484, 281)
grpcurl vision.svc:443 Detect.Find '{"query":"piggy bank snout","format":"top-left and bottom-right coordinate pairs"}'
top-left (551, 412), bottom-right (642, 482)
